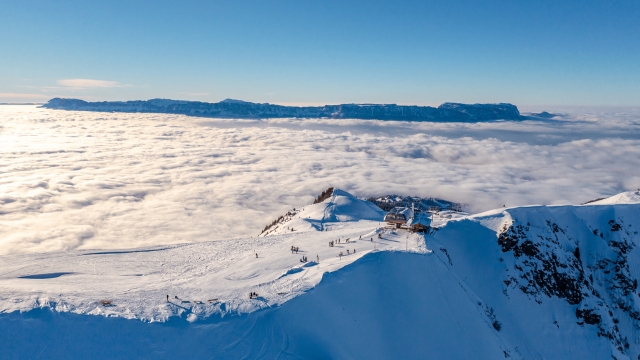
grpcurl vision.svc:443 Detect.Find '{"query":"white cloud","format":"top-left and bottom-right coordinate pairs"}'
top-left (0, 93), bottom-right (51, 99)
top-left (57, 79), bottom-right (130, 88)
top-left (0, 105), bottom-right (638, 255)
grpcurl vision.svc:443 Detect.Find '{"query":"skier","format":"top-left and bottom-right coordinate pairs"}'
top-left (256, 253), bottom-right (258, 258)
top-left (166, 295), bottom-right (169, 302)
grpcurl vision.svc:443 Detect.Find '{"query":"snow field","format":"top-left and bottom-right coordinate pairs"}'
top-left (0, 194), bottom-right (425, 322)
top-left (0, 251), bottom-right (508, 359)
top-left (1, 190), bottom-right (640, 359)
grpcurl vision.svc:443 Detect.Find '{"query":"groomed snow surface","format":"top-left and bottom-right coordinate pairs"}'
top-left (1, 189), bottom-right (640, 359)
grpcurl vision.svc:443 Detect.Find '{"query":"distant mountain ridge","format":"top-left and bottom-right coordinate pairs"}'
top-left (367, 194), bottom-right (462, 212)
top-left (40, 98), bottom-right (524, 121)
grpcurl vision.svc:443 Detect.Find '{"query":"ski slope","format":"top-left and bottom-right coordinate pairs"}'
top-left (0, 190), bottom-right (416, 322)
top-left (1, 190), bottom-right (640, 359)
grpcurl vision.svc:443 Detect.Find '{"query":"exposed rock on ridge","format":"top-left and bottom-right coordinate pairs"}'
top-left (492, 207), bottom-right (639, 354)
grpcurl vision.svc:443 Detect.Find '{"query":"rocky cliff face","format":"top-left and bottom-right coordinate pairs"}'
top-left (40, 98), bottom-right (524, 121)
top-left (432, 200), bottom-right (640, 359)
top-left (497, 212), bottom-right (639, 353)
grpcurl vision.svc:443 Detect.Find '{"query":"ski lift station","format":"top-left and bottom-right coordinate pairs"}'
top-left (383, 206), bottom-right (431, 232)
top-left (384, 207), bottom-right (413, 227)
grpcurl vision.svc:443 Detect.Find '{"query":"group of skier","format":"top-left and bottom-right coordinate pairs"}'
top-left (338, 248), bottom-right (356, 259)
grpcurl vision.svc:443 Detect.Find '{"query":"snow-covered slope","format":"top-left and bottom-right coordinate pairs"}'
top-left (1, 190), bottom-right (640, 359)
top-left (259, 188), bottom-right (386, 236)
top-left (431, 201), bottom-right (640, 359)
top-left (0, 252), bottom-right (508, 359)
top-left (589, 190), bottom-right (640, 205)
top-left (0, 190), bottom-right (403, 322)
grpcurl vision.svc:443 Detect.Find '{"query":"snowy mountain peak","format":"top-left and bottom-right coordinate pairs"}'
top-left (323, 189), bottom-right (386, 222)
top-left (259, 188), bottom-right (385, 236)
top-left (587, 190), bottom-right (640, 205)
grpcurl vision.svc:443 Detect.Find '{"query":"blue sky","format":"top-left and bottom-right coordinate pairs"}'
top-left (2, 0), bottom-right (639, 106)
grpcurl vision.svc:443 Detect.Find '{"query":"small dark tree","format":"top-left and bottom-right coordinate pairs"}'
top-left (313, 187), bottom-right (334, 204)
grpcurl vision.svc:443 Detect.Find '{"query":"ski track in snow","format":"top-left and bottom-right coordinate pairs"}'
top-left (0, 219), bottom-right (426, 322)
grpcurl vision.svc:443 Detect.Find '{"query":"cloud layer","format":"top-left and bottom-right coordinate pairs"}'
top-left (57, 79), bottom-right (129, 88)
top-left (1, 106), bottom-right (639, 254)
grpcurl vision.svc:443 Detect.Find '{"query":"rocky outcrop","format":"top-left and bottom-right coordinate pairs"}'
top-left (497, 214), bottom-right (639, 354)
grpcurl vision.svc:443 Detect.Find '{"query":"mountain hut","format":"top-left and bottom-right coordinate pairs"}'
top-left (407, 212), bottom-right (432, 232)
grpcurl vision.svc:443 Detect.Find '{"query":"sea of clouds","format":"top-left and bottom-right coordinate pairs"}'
top-left (1, 105), bottom-right (639, 254)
